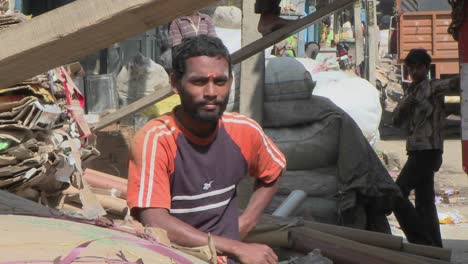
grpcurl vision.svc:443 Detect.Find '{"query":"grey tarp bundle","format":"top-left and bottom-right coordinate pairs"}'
top-left (264, 96), bottom-right (401, 230)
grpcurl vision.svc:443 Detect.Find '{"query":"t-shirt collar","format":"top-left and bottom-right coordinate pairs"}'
top-left (172, 106), bottom-right (222, 146)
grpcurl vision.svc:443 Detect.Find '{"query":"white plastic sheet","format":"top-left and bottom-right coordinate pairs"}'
top-left (312, 71), bottom-right (382, 145)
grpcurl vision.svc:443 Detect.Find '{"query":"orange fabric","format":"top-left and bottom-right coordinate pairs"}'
top-left (222, 112), bottom-right (286, 183)
top-left (127, 115), bottom-right (178, 210)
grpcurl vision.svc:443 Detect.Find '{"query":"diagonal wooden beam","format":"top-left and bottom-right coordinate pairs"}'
top-left (231, 0), bottom-right (356, 64)
top-left (0, 0), bottom-right (217, 88)
top-left (94, 82), bottom-right (173, 130)
top-left (94, 0), bottom-right (356, 130)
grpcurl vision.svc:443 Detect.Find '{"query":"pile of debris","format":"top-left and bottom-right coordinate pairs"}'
top-left (0, 68), bottom-right (99, 208)
top-left (0, 7), bottom-right (100, 212)
top-left (0, 5), bottom-right (28, 30)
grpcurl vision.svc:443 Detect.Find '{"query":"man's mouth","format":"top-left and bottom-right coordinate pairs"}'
top-left (202, 104), bottom-right (218, 110)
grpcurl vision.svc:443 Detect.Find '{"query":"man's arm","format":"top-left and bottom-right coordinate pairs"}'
top-left (393, 94), bottom-right (415, 127)
top-left (169, 20), bottom-right (183, 47)
top-left (206, 16), bottom-right (217, 38)
top-left (239, 177), bottom-right (280, 239)
top-left (433, 75), bottom-right (460, 95)
top-left (139, 208), bottom-right (278, 264)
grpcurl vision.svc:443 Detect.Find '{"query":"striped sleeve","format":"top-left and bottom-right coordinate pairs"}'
top-left (205, 15), bottom-right (218, 38)
top-left (127, 123), bottom-right (174, 211)
top-left (169, 20), bottom-right (183, 47)
top-left (223, 114), bottom-right (286, 183)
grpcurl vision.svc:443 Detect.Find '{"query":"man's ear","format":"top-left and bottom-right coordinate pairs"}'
top-left (169, 72), bottom-right (180, 94)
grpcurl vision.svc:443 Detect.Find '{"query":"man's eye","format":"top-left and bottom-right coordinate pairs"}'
top-left (215, 80), bottom-right (227, 86)
top-left (192, 80), bottom-right (206, 85)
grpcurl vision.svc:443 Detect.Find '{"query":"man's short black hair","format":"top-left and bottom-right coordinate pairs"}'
top-left (172, 35), bottom-right (232, 79)
top-left (404, 49), bottom-right (432, 67)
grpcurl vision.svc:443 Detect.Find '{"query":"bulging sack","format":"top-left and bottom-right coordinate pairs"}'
top-left (265, 118), bottom-right (340, 170)
top-left (265, 57), bottom-right (316, 102)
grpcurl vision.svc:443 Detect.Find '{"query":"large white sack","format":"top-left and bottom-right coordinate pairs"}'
top-left (294, 57), bottom-right (329, 75)
top-left (312, 72), bottom-right (382, 145)
top-left (215, 27), bottom-right (241, 54)
top-left (116, 53), bottom-right (169, 106)
top-left (212, 6), bottom-right (242, 29)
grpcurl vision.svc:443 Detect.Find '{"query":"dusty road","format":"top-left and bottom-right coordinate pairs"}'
top-left (377, 139), bottom-right (468, 263)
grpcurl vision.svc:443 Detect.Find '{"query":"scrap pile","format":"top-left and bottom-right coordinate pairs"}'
top-left (0, 7), bottom-right (28, 30)
top-left (0, 7), bottom-right (100, 212)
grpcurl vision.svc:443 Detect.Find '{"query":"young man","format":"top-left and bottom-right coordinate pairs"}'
top-left (393, 49), bottom-right (459, 247)
top-left (169, 12), bottom-right (217, 47)
top-left (127, 35), bottom-right (286, 264)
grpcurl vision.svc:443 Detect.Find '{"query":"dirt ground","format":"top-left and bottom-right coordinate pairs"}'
top-left (376, 139), bottom-right (468, 263)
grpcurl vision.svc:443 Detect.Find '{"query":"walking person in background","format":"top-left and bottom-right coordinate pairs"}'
top-left (169, 11), bottom-right (217, 47)
top-left (392, 49), bottom-right (459, 247)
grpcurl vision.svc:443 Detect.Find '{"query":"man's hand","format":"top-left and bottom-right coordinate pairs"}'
top-left (233, 242), bottom-right (278, 264)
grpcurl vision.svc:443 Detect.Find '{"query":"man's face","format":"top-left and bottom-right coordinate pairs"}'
top-left (407, 63), bottom-right (429, 84)
top-left (172, 55), bottom-right (232, 122)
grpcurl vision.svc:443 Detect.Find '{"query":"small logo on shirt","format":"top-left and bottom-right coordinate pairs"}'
top-left (203, 181), bottom-right (214, 191)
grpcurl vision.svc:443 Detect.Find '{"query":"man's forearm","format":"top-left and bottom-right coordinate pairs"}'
top-left (139, 208), bottom-right (242, 257)
top-left (240, 177), bottom-right (280, 237)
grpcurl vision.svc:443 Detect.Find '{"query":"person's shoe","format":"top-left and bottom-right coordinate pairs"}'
top-left (257, 13), bottom-right (292, 36)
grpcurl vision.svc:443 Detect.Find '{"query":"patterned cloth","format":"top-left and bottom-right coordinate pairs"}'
top-left (169, 13), bottom-right (217, 47)
top-left (394, 77), bottom-right (459, 151)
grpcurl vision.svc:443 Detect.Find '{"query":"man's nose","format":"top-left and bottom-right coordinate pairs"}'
top-left (204, 82), bottom-right (217, 98)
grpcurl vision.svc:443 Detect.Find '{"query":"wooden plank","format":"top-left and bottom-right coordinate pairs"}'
top-left (367, 0), bottom-right (378, 85)
top-left (94, 82), bottom-right (173, 130)
top-left (401, 19), bottom-right (432, 27)
top-left (353, 1), bottom-right (364, 66)
top-left (435, 42), bottom-right (459, 50)
top-left (435, 19), bottom-right (451, 26)
top-left (436, 27), bottom-right (450, 34)
top-left (94, 0), bottom-right (356, 129)
top-left (432, 13), bottom-right (436, 55)
top-left (433, 50), bottom-right (459, 59)
top-left (0, 0), bottom-right (217, 88)
top-left (403, 34), bottom-right (432, 42)
top-left (401, 11), bottom-right (451, 16)
top-left (231, 0), bottom-right (355, 64)
top-left (402, 27), bottom-right (432, 34)
top-left (435, 34), bottom-right (456, 42)
top-left (402, 43), bottom-right (432, 51)
top-left (239, 0), bottom-right (264, 123)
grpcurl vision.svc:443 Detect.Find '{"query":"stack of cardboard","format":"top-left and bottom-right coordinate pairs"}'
top-left (0, 74), bottom-right (99, 208)
top-left (0, 9), bottom-right (100, 210)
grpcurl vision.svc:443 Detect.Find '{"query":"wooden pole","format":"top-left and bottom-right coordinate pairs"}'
top-left (239, 0), bottom-right (264, 123)
top-left (365, 0), bottom-right (377, 85)
top-left (290, 227), bottom-right (428, 264)
top-left (353, 1), bottom-right (364, 68)
top-left (93, 82), bottom-right (173, 130)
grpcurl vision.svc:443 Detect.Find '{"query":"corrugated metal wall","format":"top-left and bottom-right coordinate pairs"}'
top-left (400, 0), bottom-right (418, 12)
top-left (400, 0), bottom-right (451, 12)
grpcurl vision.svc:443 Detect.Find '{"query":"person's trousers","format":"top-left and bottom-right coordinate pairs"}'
top-left (255, 0), bottom-right (281, 15)
top-left (393, 149), bottom-right (443, 247)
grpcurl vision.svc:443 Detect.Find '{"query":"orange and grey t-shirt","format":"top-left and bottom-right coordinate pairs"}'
top-left (127, 110), bottom-right (286, 240)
